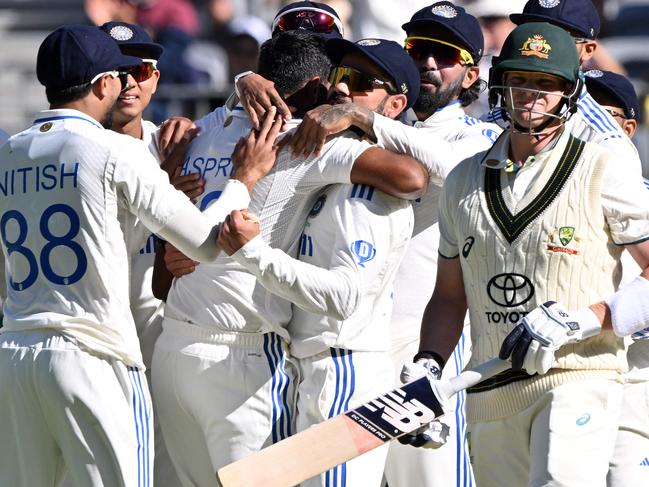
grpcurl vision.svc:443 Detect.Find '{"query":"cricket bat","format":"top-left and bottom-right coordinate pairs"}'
top-left (217, 357), bottom-right (509, 487)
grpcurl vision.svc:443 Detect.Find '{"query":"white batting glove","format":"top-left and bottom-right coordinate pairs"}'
top-left (400, 358), bottom-right (442, 384)
top-left (398, 358), bottom-right (449, 449)
top-left (499, 301), bottom-right (601, 375)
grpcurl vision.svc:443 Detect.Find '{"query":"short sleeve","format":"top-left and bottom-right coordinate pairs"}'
top-left (438, 170), bottom-right (461, 259)
top-left (601, 156), bottom-right (649, 245)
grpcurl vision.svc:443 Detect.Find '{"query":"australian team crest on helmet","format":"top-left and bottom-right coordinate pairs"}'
top-left (109, 25), bottom-right (134, 41)
top-left (520, 35), bottom-right (552, 59)
top-left (539, 0), bottom-right (560, 8)
top-left (431, 5), bottom-right (457, 18)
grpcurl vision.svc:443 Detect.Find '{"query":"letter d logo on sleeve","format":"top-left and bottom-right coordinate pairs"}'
top-left (351, 240), bottom-right (376, 268)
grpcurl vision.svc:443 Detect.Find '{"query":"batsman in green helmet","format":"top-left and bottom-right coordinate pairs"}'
top-left (488, 22), bottom-right (582, 135)
top-left (418, 20), bottom-right (649, 487)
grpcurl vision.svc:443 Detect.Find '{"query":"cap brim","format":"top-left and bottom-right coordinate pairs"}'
top-left (325, 38), bottom-right (394, 81)
top-left (401, 19), bottom-right (476, 60)
top-left (118, 42), bottom-right (164, 59)
top-left (117, 53), bottom-right (143, 70)
top-left (494, 59), bottom-right (575, 84)
top-left (509, 13), bottom-right (591, 38)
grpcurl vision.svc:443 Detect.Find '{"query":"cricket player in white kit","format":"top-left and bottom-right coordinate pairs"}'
top-left (0, 25), bottom-right (266, 487)
top-left (151, 31), bottom-right (429, 487)
top-left (284, 5), bottom-right (500, 485)
top-left (219, 37), bottom-right (422, 487)
top-left (419, 22), bottom-right (649, 487)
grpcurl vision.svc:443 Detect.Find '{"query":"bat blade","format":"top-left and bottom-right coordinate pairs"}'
top-left (217, 358), bottom-right (508, 487)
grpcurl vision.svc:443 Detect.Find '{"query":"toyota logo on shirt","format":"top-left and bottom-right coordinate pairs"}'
top-left (487, 273), bottom-right (535, 308)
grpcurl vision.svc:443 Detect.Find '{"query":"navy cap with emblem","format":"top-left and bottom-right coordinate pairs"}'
top-left (510, 0), bottom-right (600, 40)
top-left (585, 70), bottom-right (640, 120)
top-left (100, 21), bottom-right (164, 59)
top-left (402, 1), bottom-right (484, 63)
top-left (326, 38), bottom-right (421, 109)
top-left (37, 25), bottom-right (141, 91)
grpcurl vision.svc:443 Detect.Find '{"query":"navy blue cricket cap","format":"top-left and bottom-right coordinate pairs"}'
top-left (585, 69), bottom-right (640, 120)
top-left (37, 25), bottom-right (141, 91)
top-left (100, 21), bottom-right (164, 60)
top-left (272, 1), bottom-right (343, 38)
top-left (510, 0), bottom-right (600, 40)
top-left (402, 1), bottom-right (483, 63)
top-left (326, 38), bottom-right (421, 109)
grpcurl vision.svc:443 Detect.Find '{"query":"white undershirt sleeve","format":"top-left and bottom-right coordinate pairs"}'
top-left (232, 235), bottom-right (361, 320)
top-left (372, 114), bottom-right (456, 186)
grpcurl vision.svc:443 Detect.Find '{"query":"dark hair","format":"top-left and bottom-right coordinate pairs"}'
top-left (46, 82), bottom-right (92, 105)
top-left (459, 77), bottom-right (486, 107)
top-left (257, 30), bottom-right (331, 97)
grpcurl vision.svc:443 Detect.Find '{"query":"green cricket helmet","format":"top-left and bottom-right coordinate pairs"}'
top-left (488, 22), bottom-right (584, 132)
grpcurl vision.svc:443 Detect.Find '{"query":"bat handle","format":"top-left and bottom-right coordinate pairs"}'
top-left (444, 358), bottom-right (510, 397)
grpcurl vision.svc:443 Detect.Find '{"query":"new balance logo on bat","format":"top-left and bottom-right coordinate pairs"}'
top-left (345, 377), bottom-right (444, 441)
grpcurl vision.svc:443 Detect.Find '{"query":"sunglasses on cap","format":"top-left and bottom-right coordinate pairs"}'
top-left (121, 59), bottom-right (158, 83)
top-left (272, 8), bottom-right (341, 35)
top-left (329, 66), bottom-right (397, 94)
top-left (404, 36), bottom-right (474, 66)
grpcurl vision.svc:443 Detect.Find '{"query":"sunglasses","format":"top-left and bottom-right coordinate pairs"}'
top-left (404, 36), bottom-right (474, 66)
top-left (272, 8), bottom-right (341, 35)
top-left (122, 59), bottom-right (158, 83)
top-left (329, 66), bottom-right (397, 94)
top-left (604, 107), bottom-right (627, 120)
top-left (90, 70), bottom-right (120, 85)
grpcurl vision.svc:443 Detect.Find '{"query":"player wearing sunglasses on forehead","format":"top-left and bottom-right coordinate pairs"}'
top-left (187, 1), bottom-right (344, 135)
top-left (271, 0), bottom-right (344, 37)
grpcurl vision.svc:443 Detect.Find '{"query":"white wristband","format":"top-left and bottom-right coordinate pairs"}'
top-left (233, 70), bottom-right (254, 100)
top-left (605, 276), bottom-right (649, 337)
top-left (572, 307), bottom-right (602, 341)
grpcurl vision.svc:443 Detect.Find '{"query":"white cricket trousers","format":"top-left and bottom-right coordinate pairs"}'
top-left (152, 319), bottom-right (297, 487)
top-left (297, 348), bottom-right (394, 487)
top-left (469, 378), bottom-right (623, 487)
top-left (0, 330), bottom-right (153, 487)
top-left (607, 379), bottom-right (649, 487)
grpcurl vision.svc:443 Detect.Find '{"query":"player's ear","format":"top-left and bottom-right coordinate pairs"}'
top-left (150, 70), bottom-right (161, 94)
top-left (383, 93), bottom-right (407, 119)
top-left (462, 66), bottom-right (480, 90)
top-left (578, 40), bottom-right (597, 63)
top-left (623, 118), bottom-right (637, 138)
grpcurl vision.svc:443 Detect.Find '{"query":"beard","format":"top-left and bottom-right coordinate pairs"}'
top-left (413, 71), bottom-right (465, 116)
top-left (101, 106), bottom-right (115, 130)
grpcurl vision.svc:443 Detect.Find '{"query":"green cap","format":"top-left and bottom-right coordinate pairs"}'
top-left (490, 22), bottom-right (580, 87)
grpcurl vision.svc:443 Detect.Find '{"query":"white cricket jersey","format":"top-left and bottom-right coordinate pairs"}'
top-left (372, 102), bottom-right (502, 346)
top-left (484, 87), bottom-right (640, 172)
top-left (194, 105), bottom-right (229, 133)
top-left (122, 120), bottom-right (164, 334)
top-left (0, 109), bottom-right (198, 368)
top-left (233, 183), bottom-right (413, 358)
top-left (164, 108), bottom-right (372, 340)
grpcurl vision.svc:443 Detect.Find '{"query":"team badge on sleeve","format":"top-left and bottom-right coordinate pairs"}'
top-left (350, 240), bottom-right (376, 268)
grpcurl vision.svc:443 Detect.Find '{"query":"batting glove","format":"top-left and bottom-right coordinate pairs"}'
top-left (398, 358), bottom-right (450, 449)
top-left (397, 418), bottom-right (450, 449)
top-left (400, 358), bottom-right (442, 384)
top-left (499, 301), bottom-right (601, 375)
